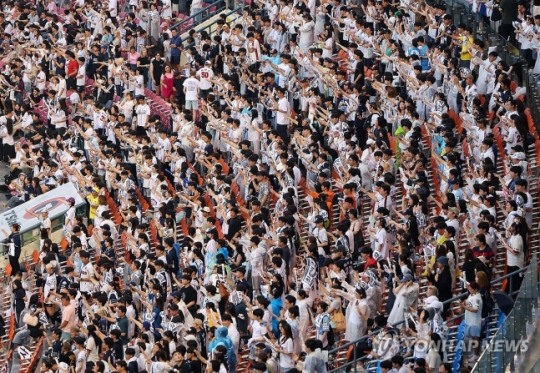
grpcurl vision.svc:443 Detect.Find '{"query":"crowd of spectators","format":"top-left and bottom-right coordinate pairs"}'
top-left (0, 0), bottom-right (537, 372)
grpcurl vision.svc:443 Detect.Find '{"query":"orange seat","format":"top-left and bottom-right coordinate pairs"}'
top-left (218, 158), bottom-right (230, 175)
top-left (32, 250), bottom-right (39, 265)
top-left (181, 219), bottom-right (189, 236)
top-left (60, 238), bottom-right (69, 251)
top-left (510, 80), bottom-right (518, 92)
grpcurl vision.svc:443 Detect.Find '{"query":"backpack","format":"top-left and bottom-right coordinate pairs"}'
top-left (481, 290), bottom-right (494, 318)
top-left (327, 325), bottom-right (336, 348)
top-left (324, 313), bottom-right (336, 347)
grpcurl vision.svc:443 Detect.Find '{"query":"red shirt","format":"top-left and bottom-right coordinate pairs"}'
top-left (67, 59), bottom-right (78, 77)
top-left (365, 257), bottom-right (378, 269)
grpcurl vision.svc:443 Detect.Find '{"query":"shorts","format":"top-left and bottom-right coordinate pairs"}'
top-left (170, 55), bottom-right (181, 65)
top-left (464, 324), bottom-right (481, 338)
top-left (200, 88), bottom-right (210, 100)
top-left (185, 100), bottom-right (199, 110)
top-left (76, 85), bottom-right (85, 93)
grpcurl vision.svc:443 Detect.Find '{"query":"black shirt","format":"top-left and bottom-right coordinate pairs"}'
top-left (137, 56), bottom-right (150, 76)
top-left (151, 58), bottom-right (165, 81)
top-left (188, 359), bottom-right (203, 373)
top-left (103, 348), bottom-right (116, 366)
top-left (180, 285), bottom-right (198, 314)
top-left (55, 56), bottom-right (66, 75)
top-left (173, 361), bottom-right (191, 373)
top-left (226, 216), bottom-right (243, 241)
top-left (113, 339), bottom-right (124, 360)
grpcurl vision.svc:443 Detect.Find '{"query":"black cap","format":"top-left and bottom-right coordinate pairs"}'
top-left (376, 207), bottom-right (390, 215)
top-left (360, 247), bottom-right (373, 255)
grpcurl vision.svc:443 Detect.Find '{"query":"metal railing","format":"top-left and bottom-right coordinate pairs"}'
top-left (471, 254), bottom-right (539, 373)
top-left (444, 0), bottom-right (540, 129)
top-left (326, 264), bottom-right (532, 373)
top-left (171, 0), bottom-right (227, 33)
top-left (180, 6), bottom-right (244, 49)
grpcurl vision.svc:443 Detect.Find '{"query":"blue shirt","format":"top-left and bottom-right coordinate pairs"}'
top-left (171, 36), bottom-right (182, 56)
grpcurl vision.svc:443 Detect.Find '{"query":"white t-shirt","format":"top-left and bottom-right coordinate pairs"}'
top-left (53, 109), bottom-right (67, 129)
top-left (80, 262), bottom-right (95, 292)
top-left (279, 338), bottom-right (295, 369)
top-left (375, 228), bottom-right (390, 260)
top-left (36, 70), bottom-right (47, 91)
top-left (507, 234), bottom-right (524, 267)
top-left (135, 104), bottom-right (151, 127)
top-left (464, 292), bottom-right (482, 328)
top-left (183, 77), bottom-right (200, 101)
top-left (85, 336), bottom-right (99, 362)
top-left (44, 272), bottom-right (57, 299)
top-left (135, 74), bottom-right (145, 96)
top-left (57, 78), bottom-right (67, 99)
top-left (76, 349), bottom-right (87, 373)
top-left (250, 319), bottom-right (268, 343)
top-left (76, 64), bottom-right (86, 86)
top-left (276, 97), bottom-right (289, 125)
top-left (108, 0), bottom-right (118, 16)
top-left (161, 0), bottom-right (172, 18)
top-left (196, 67), bottom-right (214, 90)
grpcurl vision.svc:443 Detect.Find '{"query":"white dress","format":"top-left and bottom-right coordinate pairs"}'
top-left (344, 298), bottom-right (367, 342)
top-left (387, 283), bottom-right (419, 326)
top-left (293, 296), bottom-right (311, 342)
top-left (534, 45), bottom-right (540, 74)
top-left (299, 21), bottom-right (315, 51)
top-left (315, 7), bottom-right (326, 37)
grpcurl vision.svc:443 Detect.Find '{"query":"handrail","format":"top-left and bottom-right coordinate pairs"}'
top-left (171, 0), bottom-right (227, 31)
top-left (326, 265), bottom-right (530, 373)
top-left (180, 6), bottom-right (243, 49)
top-left (471, 253), bottom-right (539, 372)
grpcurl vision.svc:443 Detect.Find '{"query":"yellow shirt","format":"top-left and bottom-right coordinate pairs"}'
top-left (460, 36), bottom-right (473, 61)
top-left (87, 194), bottom-right (99, 219)
top-left (436, 236), bottom-right (448, 246)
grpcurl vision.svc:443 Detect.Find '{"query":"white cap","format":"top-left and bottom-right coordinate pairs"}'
top-left (58, 362), bottom-right (69, 373)
top-left (511, 152), bottom-right (526, 160)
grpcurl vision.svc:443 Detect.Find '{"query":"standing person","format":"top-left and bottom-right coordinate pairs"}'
top-left (79, 250), bottom-right (96, 294)
top-left (25, 208), bottom-right (52, 239)
top-left (63, 197), bottom-right (77, 234)
top-left (134, 96), bottom-right (151, 137)
top-left (275, 321), bottom-right (296, 372)
top-left (433, 256), bottom-right (453, 317)
top-left (161, 0), bottom-right (172, 19)
top-left (12, 279), bottom-right (26, 326)
top-left (150, 53), bottom-right (165, 96)
top-left (76, 57), bottom-right (86, 100)
top-left (191, 0), bottom-right (204, 23)
top-left (3, 223), bottom-right (21, 276)
top-left (183, 70), bottom-right (200, 116)
top-left (273, 87), bottom-right (290, 143)
top-left (58, 294), bottom-right (76, 341)
top-left (462, 282), bottom-right (483, 365)
top-left (66, 51), bottom-right (79, 91)
top-left (160, 65), bottom-right (176, 102)
top-left (502, 223), bottom-right (525, 294)
top-left (314, 301), bottom-right (334, 350)
top-left (170, 29), bottom-right (182, 71)
top-left (387, 274), bottom-right (419, 326)
top-left (499, 0), bottom-right (518, 41)
top-left (196, 61), bottom-right (214, 100)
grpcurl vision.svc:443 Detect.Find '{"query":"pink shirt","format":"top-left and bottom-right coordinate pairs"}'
top-left (61, 303), bottom-right (77, 333)
top-left (128, 52), bottom-right (140, 65)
